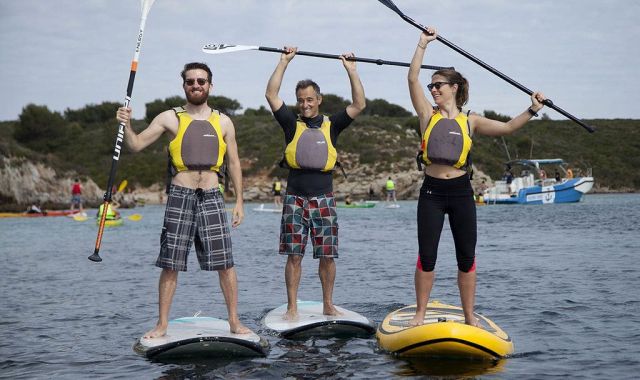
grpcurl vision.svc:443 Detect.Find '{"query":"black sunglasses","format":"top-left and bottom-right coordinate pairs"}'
top-left (184, 78), bottom-right (208, 86)
top-left (427, 81), bottom-right (451, 91)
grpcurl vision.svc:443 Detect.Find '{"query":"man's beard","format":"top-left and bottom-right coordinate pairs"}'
top-left (186, 91), bottom-right (208, 106)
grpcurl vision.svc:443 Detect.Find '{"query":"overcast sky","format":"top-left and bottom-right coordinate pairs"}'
top-left (1, 0), bottom-right (638, 124)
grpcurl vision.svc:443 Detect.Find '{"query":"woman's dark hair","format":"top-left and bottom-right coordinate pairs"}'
top-left (432, 69), bottom-right (469, 110)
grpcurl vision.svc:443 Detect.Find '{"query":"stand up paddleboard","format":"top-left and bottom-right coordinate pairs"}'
top-left (252, 204), bottom-right (282, 213)
top-left (377, 301), bottom-right (513, 360)
top-left (133, 316), bottom-right (269, 359)
top-left (262, 301), bottom-right (376, 339)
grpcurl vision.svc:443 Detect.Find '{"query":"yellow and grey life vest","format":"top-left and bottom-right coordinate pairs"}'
top-left (420, 110), bottom-right (473, 169)
top-left (283, 115), bottom-right (337, 172)
top-left (168, 107), bottom-right (226, 173)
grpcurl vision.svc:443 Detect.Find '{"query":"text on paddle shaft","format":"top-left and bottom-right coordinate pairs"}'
top-left (113, 123), bottom-right (125, 160)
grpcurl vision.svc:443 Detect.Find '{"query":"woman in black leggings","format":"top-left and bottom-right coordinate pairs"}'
top-left (408, 26), bottom-right (547, 326)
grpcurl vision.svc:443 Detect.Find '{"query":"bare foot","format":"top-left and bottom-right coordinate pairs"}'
top-left (283, 309), bottom-right (298, 321)
top-left (407, 315), bottom-right (425, 327)
top-left (229, 320), bottom-right (252, 335)
top-left (466, 317), bottom-right (481, 328)
top-left (143, 324), bottom-right (167, 339)
top-left (323, 304), bottom-right (342, 316)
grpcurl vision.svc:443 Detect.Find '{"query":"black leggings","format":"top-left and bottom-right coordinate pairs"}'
top-left (417, 174), bottom-right (477, 272)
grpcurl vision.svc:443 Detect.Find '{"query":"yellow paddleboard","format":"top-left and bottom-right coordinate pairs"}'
top-left (377, 301), bottom-right (514, 360)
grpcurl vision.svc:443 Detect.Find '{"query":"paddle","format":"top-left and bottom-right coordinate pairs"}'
top-left (73, 214), bottom-right (88, 222)
top-left (117, 179), bottom-right (128, 193)
top-left (375, 0), bottom-right (595, 133)
top-left (74, 213), bottom-right (141, 222)
top-left (127, 214), bottom-right (143, 221)
top-left (89, 0), bottom-right (156, 263)
top-left (202, 43), bottom-right (454, 71)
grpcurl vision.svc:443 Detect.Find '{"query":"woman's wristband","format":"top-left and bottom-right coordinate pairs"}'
top-left (417, 43), bottom-right (427, 49)
top-left (527, 108), bottom-right (538, 117)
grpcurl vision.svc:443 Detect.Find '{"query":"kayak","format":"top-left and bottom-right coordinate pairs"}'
top-left (0, 210), bottom-right (81, 218)
top-left (337, 203), bottom-right (376, 209)
top-left (96, 218), bottom-right (124, 227)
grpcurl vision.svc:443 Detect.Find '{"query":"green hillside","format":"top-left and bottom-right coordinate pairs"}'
top-left (1, 99), bottom-right (638, 193)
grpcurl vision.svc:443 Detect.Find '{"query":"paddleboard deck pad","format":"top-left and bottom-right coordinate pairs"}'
top-left (262, 301), bottom-right (376, 339)
top-left (133, 317), bottom-right (269, 359)
top-left (377, 301), bottom-right (513, 360)
top-left (252, 204), bottom-right (282, 213)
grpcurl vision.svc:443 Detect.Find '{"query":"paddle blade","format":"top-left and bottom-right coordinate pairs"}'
top-left (202, 43), bottom-right (258, 55)
top-left (141, 0), bottom-right (156, 17)
top-left (377, 0), bottom-right (404, 15)
top-left (73, 214), bottom-right (88, 222)
top-left (118, 179), bottom-right (128, 193)
top-left (127, 214), bottom-right (143, 221)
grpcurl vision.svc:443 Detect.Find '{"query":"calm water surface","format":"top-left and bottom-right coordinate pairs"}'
top-left (1, 194), bottom-right (639, 379)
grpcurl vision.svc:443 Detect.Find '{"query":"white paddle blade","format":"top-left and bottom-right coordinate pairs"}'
top-left (141, 0), bottom-right (156, 17)
top-left (202, 43), bottom-right (259, 55)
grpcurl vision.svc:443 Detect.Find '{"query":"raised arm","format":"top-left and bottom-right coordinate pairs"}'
top-left (408, 29), bottom-right (437, 128)
top-left (341, 52), bottom-right (366, 119)
top-left (220, 114), bottom-right (244, 227)
top-left (265, 46), bottom-right (297, 112)
top-left (471, 92), bottom-right (546, 137)
top-left (116, 107), bottom-right (174, 152)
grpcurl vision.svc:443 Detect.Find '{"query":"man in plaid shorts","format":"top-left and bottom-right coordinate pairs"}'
top-left (265, 46), bottom-right (366, 320)
top-left (116, 62), bottom-right (251, 338)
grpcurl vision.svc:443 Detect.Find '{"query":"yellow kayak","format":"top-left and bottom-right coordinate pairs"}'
top-left (377, 301), bottom-right (514, 360)
top-left (96, 218), bottom-right (124, 227)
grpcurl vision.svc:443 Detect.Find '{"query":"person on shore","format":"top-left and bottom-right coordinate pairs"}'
top-left (345, 194), bottom-right (353, 205)
top-left (70, 178), bottom-right (83, 213)
top-left (115, 62), bottom-right (251, 338)
top-left (26, 203), bottom-right (43, 214)
top-left (272, 177), bottom-right (283, 208)
top-left (408, 27), bottom-right (546, 327)
top-left (386, 177), bottom-right (397, 204)
top-left (265, 46), bottom-right (366, 320)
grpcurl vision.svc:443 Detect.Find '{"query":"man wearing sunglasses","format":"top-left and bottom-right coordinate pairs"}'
top-left (265, 47), bottom-right (366, 320)
top-left (116, 62), bottom-right (251, 338)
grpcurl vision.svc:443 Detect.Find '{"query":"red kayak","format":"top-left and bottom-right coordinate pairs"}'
top-left (0, 210), bottom-right (81, 218)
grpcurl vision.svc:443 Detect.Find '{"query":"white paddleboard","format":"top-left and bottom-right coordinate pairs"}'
top-left (385, 204), bottom-right (400, 209)
top-left (133, 316), bottom-right (269, 359)
top-left (262, 301), bottom-right (376, 339)
top-left (252, 204), bottom-right (282, 213)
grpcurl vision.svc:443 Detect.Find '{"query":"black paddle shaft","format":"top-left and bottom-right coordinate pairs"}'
top-left (377, 0), bottom-right (595, 133)
top-left (258, 46), bottom-right (453, 71)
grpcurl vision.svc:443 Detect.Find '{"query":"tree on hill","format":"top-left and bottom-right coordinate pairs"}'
top-left (319, 94), bottom-right (350, 115)
top-left (64, 102), bottom-right (121, 125)
top-left (243, 106), bottom-right (272, 116)
top-left (483, 110), bottom-right (511, 122)
top-left (14, 104), bottom-right (69, 153)
top-left (363, 98), bottom-right (412, 117)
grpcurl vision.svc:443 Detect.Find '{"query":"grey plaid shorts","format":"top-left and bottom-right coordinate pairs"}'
top-left (157, 185), bottom-right (233, 271)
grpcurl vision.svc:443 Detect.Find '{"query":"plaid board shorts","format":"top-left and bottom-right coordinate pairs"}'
top-left (157, 185), bottom-right (233, 271)
top-left (279, 192), bottom-right (339, 259)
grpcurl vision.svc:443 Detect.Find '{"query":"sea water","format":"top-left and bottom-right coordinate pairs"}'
top-left (1, 194), bottom-right (639, 379)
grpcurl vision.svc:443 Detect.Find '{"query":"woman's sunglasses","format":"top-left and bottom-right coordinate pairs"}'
top-left (427, 81), bottom-right (451, 91)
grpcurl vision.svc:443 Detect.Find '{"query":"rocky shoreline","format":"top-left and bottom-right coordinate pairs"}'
top-left (0, 155), bottom-right (630, 212)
